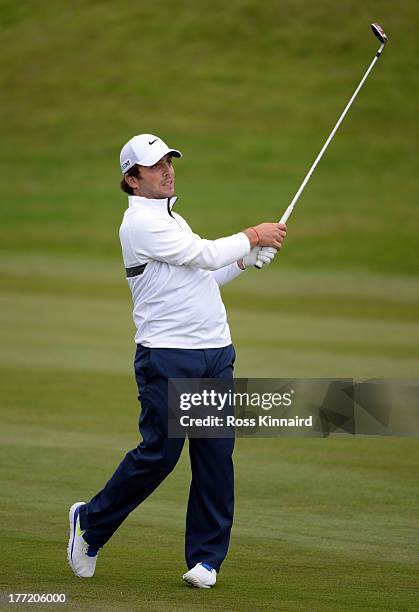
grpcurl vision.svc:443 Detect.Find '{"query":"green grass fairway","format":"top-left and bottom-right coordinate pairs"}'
top-left (1, 393), bottom-right (419, 611)
top-left (1, 0), bottom-right (419, 610)
top-left (1, 256), bottom-right (418, 610)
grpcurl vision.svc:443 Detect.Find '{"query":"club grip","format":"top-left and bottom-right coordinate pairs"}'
top-left (254, 208), bottom-right (291, 269)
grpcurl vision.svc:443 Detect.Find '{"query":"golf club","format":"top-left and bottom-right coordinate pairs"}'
top-left (255, 22), bottom-right (388, 268)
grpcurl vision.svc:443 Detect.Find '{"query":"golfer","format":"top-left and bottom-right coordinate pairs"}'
top-left (68, 134), bottom-right (286, 588)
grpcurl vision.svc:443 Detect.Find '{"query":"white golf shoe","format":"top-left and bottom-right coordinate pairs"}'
top-left (67, 502), bottom-right (100, 578)
top-left (182, 562), bottom-right (217, 589)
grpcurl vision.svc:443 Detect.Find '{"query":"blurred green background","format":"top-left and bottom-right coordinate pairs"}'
top-left (1, 1), bottom-right (418, 610)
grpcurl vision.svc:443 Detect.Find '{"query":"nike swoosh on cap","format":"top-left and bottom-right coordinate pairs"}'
top-left (149, 139), bottom-right (158, 145)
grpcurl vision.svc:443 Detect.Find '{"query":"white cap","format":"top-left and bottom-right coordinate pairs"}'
top-left (120, 134), bottom-right (182, 174)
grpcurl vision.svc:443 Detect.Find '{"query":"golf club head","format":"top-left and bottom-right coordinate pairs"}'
top-left (371, 23), bottom-right (388, 45)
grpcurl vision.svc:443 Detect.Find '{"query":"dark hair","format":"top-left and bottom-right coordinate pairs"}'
top-left (120, 165), bottom-right (142, 195)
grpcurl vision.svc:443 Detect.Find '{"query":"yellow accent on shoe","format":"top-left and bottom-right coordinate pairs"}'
top-left (76, 521), bottom-right (85, 537)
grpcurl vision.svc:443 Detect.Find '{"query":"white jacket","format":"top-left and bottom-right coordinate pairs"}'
top-left (119, 196), bottom-right (250, 348)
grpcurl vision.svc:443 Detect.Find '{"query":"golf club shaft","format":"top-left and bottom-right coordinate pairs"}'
top-left (255, 40), bottom-right (385, 268)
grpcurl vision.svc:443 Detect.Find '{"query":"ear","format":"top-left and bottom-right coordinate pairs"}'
top-left (125, 174), bottom-right (138, 189)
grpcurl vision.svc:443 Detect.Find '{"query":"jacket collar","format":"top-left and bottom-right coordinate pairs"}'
top-left (128, 195), bottom-right (177, 212)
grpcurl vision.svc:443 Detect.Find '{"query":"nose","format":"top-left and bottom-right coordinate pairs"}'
top-left (162, 162), bottom-right (173, 177)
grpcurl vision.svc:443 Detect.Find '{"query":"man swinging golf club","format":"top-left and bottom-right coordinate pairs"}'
top-left (67, 133), bottom-right (286, 588)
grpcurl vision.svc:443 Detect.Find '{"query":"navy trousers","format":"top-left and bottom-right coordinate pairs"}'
top-left (79, 344), bottom-right (235, 572)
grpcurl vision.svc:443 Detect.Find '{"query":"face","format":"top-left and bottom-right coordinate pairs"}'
top-left (127, 154), bottom-right (175, 199)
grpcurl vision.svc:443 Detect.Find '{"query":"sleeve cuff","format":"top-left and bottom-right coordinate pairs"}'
top-left (238, 232), bottom-right (251, 255)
